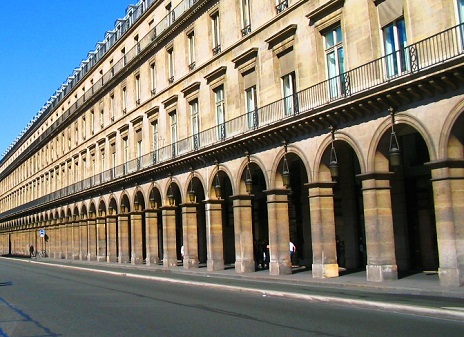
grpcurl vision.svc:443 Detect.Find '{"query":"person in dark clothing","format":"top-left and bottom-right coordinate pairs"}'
top-left (29, 245), bottom-right (34, 258)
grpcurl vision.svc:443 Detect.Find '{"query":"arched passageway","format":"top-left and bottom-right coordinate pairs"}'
top-left (283, 153), bottom-right (311, 268)
top-left (389, 125), bottom-right (438, 273)
top-left (330, 142), bottom-right (364, 272)
top-left (219, 171), bottom-right (235, 266)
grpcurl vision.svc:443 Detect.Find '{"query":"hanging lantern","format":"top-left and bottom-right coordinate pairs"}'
top-left (214, 173), bottom-right (221, 199)
top-left (329, 127), bottom-right (339, 180)
top-left (389, 117), bottom-right (401, 170)
top-left (282, 154), bottom-right (290, 188)
top-left (149, 195), bottom-right (156, 209)
top-left (245, 162), bottom-right (253, 194)
top-left (168, 184), bottom-right (175, 206)
top-left (188, 181), bottom-right (196, 203)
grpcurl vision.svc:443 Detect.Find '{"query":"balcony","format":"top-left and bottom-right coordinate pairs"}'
top-left (1, 23), bottom-right (464, 221)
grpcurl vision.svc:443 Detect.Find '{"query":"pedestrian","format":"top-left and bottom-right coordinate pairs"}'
top-left (29, 244), bottom-right (34, 258)
top-left (289, 241), bottom-right (296, 265)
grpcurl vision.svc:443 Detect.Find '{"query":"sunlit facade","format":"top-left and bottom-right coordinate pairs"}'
top-left (1, 0), bottom-right (464, 286)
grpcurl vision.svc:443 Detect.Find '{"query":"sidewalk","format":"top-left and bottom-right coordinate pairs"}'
top-left (25, 256), bottom-right (464, 300)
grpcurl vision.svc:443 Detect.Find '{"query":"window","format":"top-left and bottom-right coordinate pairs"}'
top-left (111, 148), bottom-right (116, 177)
top-left (215, 86), bottom-right (225, 140)
top-left (134, 35), bottom-right (140, 53)
top-left (122, 87), bottom-right (127, 114)
top-left (383, 18), bottom-right (408, 77)
top-left (135, 75), bottom-right (141, 105)
top-left (111, 94), bottom-right (115, 121)
top-left (245, 86), bottom-right (257, 128)
top-left (190, 100), bottom-right (199, 149)
top-left (82, 117), bottom-right (86, 140)
top-left (100, 109), bottom-right (105, 128)
top-left (282, 72), bottom-right (297, 116)
top-left (241, 0), bottom-right (251, 36)
top-left (90, 110), bottom-right (95, 134)
top-left (170, 111), bottom-right (178, 156)
top-left (152, 121), bottom-right (159, 162)
top-left (101, 152), bottom-right (106, 172)
top-left (166, 3), bottom-right (174, 26)
top-left (188, 31), bottom-right (196, 70)
top-left (324, 26), bottom-right (345, 99)
top-left (137, 139), bottom-right (142, 166)
top-left (150, 63), bottom-right (156, 95)
top-left (276, 0), bottom-right (288, 14)
top-left (123, 138), bottom-right (129, 172)
top-left (211, 12), bottom-right (221, 54)
top-left (168, 48), bottom-right (175, 84)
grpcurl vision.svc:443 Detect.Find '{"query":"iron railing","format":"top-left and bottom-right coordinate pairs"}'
top-left (2, 23), bottom-right (464, 221)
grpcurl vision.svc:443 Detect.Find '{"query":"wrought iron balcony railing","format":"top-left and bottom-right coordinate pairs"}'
top-left (2, 23), bottom-right (464, 221)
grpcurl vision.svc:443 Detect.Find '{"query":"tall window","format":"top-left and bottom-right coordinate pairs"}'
top-left (190, 100), bottom-right (199, 149)
top-left (168, 48), bottom-right (175, 84)
top-left (282, 73), bottom-right (297, 116)
top-left (459, 0), bottom-right (464, 44)
top-left (135, 75), bottom-right (141, 105)
top-left (324, 26), bottom-right (345, 99)
top-left (82, 117), bottom-right (86, 140)
top-left (245, 86), bottom-right (257, 128)
top-left (110, 94), bottom-right (115, 121)
top-left (215, 86), bottom-right (225, 140)
top-left (122, 87), bottom-right (127, 114)
top-left (188, 31), bottom-right (196, 70)
top-left (166, 3), bottom-right (173, 26)
top-left (137, 138), bottom-right (142, 167)
top-left (111, 147), bottom-right (116, 177)
top-left (100, 109), bottom-right (105, 128)
top-left (150, 63), bottom-right (156, 95)
top-left (101, 152), bottom-right (106, 172)
top-left (90, 110), bottom-right (95, 134)
top-left (383, 18), bottom-right (408, 77)
top-left (241, 0), bottom-right (251, 36)
top-left (211, 12), bottom-right (221, 55)
top-left (170, 111), bottom-right (178, 156)
top-left (123, 138), bottom-right (129, 172)
top-left (152, 121), bottom-right (159, 162)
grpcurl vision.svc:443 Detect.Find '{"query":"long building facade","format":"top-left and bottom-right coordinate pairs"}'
top-left (1, 0), bottom-right (464, 286)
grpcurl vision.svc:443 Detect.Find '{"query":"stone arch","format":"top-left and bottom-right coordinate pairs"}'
top-left (185, 172), bottom-right (206, 203)
top-left (97, 198), bottom-right (107, 216)
top-left (270, 144), bottom-right (312, 189)
top-left (369, 114), bottom-right (435, 172)
top-left (440, 99), bottom-right (464, 159)
top-left (236, 155), bottom-right (269, 195)
top-left (120, 192), bottom-right (131, 213)
top-left (89, 201), bottom-right (97, 219)
top-left (80, 204), bottom-right (88, 218)
top-left (208, 164), bottom-right (235, 198)
top-left (149, 184), bottom-right (163, 209)
top-left (133, 187), bottom-right (146, 211)
top-left (108, 195), bottom-right (118, 214)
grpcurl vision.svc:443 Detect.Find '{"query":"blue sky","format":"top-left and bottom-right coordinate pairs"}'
top-left (0, 0), bottom-right (132, 158)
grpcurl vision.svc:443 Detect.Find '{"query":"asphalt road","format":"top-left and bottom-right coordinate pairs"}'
top-left (1, 258), bottom-right (463, 337)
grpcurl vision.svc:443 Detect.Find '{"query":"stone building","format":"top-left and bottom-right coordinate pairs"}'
top-left (1, 0), bottom-right (463, 286)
